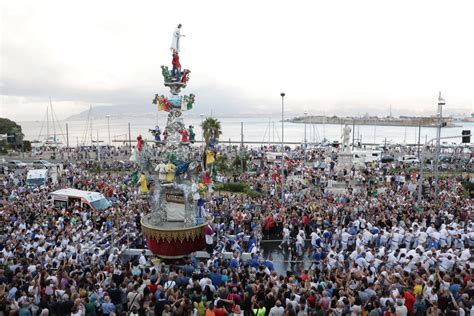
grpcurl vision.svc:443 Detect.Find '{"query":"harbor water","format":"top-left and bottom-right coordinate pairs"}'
top-left (20, 116), bottom-right (474, 147)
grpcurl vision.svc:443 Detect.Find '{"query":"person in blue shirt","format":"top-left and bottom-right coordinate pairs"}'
top-left (311, 249), bottom-right (322, 269)
top-left (100, 296), bottom-right (115, 316)
top-left (449, 278), bottom-right (461, 300)
top-left (209, 269), bottom-right (222, 288)
top-left (349, 226), bottom-right (357, 236)
top-left (229, 253), bottom-right (240, 270)
top-left (191, 253), bottom-right (198, 268)
top-left (247, 235), bottom-right (256, 252)
top-left (249, 254), bottom-right (260, 269)
top-left (263, 256), bottom-right (274, 271)
top-left (183, 262), bottom-right (195, 277)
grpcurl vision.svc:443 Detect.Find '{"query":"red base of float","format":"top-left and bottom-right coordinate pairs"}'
top-left (141, 216), bottom-right (207, 258)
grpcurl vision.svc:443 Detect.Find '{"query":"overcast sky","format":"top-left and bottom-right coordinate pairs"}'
top-left (1, 0), bottom-right (473, 121)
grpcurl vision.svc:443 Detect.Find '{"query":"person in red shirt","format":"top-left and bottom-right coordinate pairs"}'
top-left (213, 300), bottom-right (228, 316)
top-left (306, 291), bottom-right (316, 309)
top-left (263, 215), bottom-right (275, 238)
top-left (404, 289), bottom-right (415, 314)
top-left (302, 213), bottom-right (310, 227)
top-left (300, 270), bottom-right (309, 282)
top-left (146, 280), bottom-right (158, 298)
top-left (227, 288), bottom-right (241, 305)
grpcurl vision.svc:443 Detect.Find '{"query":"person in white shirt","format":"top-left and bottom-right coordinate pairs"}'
top-left (395, 298), bottom-right (408, 315)
top-left (340, 229), bottom-right (352, 251)
top-left (163, 278), bottom-right (177, 292)
top-left (459, 248), bottom-right (471, 263)
top-left (430, 230), bottom-right (441, 249)
top-left (439, 225), bottom-right (449, 248)
top-left (426, 224), bottom-right (436, 236)
top-left (421, 253), bottom-right (436, 271)
top-left (138, 250), bottom-right (147, 268)
top-left (387, 251), bottom-right (398, 269)
top-left (269, 300), bottom-right (285, 316)
top-left (296, 232), bottom-right (305, 257)
top-left (379, 230), bottom-right (389, 247)
top-left (279, 226), bottom-right (290, 249)
top-left (355, 254), bottom-right (368, 270)
top-left (416, 229), bottom-right (428, 247)
top-left (361, 229), bottom-right (373, 246)
top-left (438, 255), bottom-right (455, 272)
top-left (390, 229), bottom-right (402, 251)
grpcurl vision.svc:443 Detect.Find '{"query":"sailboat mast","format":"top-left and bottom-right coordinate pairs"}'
top-left (90, 107), bottom-right (93, 146)
top-left (50, 97), bottom-right (56, 142)
top-left (46, 106), bottom-right (50, 142)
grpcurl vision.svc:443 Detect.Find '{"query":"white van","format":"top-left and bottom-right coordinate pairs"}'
top-left (352, 150), bottom-right (382, 163)
top-left (49, 188), bottom-right (112, 211)
top-left (26, 169), bottom-right (56, 187)
top-left (352, 152), bottom-right (367, 164)
top-left (265, 152), bottom-right (288, 163)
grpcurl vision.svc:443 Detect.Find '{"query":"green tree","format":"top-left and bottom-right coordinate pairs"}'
top-left (22, 140), bottom-right (32, 152)
top-left (201, 117), bottom-right (222, 146)
top-left (201, 117), bottom-right (222, 169)
top-left (214, 153), bottom-right (229, 173)
top-left (0, 117), bottom-right (25, 152)
top-left (231, 153), bottom-right (249, 173)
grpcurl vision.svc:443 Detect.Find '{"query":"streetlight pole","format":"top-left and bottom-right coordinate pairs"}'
top-left (434, 92), bottom-right (445, 196)
top-left (106, 115), bottom-right (111, 146)
top-left (280, 92), bottom-right (285, 205)
top-left (200, 113), bottom-right (204, 147)
top-left (417, 133), bottom-right (466, 205)
top-left (304, 112), bottom-right (308, 146)
top-left (304, 111), bottom-right (308, 163)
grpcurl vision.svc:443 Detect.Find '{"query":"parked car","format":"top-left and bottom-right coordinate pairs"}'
top-left (32, 160), bottom-right (54, 168)
top-left (399, 155), bottom-right (419, 164)
top-left (381, 155), bottom-right (395, 163)
top-left (439, 155), bottom-right (451, 163)
top-left (8, 160), bottom-right (27, 169)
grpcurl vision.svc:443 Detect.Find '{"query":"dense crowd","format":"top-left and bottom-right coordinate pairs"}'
top-left (0, 144), bottom-right (473, 316)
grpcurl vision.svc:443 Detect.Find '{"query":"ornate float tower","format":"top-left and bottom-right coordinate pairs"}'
top-left (140, 24), bottom-right (208, 258)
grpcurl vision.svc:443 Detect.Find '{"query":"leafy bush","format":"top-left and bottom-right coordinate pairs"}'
top-left (214, 154), bottom-right (230, 173)
top-left (462, 181), bottom-right (474, 190)
top-left (462, 181), bottom-right (474, 198)
top-left (215, 182), bottom-right (247, 192)
top-left (214, 182), bottom-right (261, 198)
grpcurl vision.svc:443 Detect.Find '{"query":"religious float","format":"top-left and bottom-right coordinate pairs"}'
top-left (135, 24), bottom-right (213, 258)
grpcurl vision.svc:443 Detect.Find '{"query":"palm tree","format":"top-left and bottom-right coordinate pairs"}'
top-left (201, 117), bottom-right (222, 170)
top-left (201, 117), bottom-right (222, 146)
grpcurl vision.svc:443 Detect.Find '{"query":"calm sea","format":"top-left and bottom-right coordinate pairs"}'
top-left (19, 116), bottom-right (474, 147)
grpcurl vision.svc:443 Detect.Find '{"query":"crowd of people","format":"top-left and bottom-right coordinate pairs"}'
top-left (0, 144), bottom-right (472, 316)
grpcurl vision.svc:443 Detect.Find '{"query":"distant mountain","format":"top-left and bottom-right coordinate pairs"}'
top-left (66, 104), bottom-right (157, 120)
top-left (66, 103), bottom-right (302, 120)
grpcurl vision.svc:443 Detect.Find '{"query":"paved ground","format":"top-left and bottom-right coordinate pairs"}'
top-left (261, 240), bottom-right (312, 275)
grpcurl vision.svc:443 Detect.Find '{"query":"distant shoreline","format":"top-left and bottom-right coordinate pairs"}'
top-left (288, 116), bottom-right (458, 128)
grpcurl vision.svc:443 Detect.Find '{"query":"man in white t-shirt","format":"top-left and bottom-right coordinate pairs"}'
top-left (341, 229), bottom-right (352, 251)
top-left (139, 250), bottom-right (147, 268)
top-left (269, 300), bottom-right (285, 316)
top-left (279, 226), bottom-right (290, 249)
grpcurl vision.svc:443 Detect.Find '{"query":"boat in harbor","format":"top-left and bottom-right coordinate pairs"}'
top-left (31, 98), bottom-right (65, 149)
